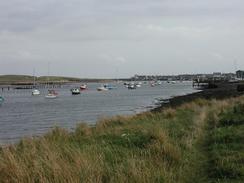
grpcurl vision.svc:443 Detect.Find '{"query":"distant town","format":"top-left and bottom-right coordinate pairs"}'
top-left (129, 70), bottom-right (244, 81)
top-left (0, 70), bottom-right (244, 86)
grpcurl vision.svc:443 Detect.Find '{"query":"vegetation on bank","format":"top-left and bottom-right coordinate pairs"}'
top-left (206, 103), bottom-right (244, 182)
top-left (0, 75), bottom-right (35, 83)
top-left (0, 75), bottom-right (114, 84)
top-left (0, 75), bottom-right (82, 84)
top-left (0, 96), bottom-right (244, 182)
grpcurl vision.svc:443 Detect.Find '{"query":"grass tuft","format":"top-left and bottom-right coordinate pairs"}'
top-left (1, 96), bottom-right (244, 182)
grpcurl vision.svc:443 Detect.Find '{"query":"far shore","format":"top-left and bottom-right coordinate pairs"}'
top-left (153, 81), bottom-right (244, 112)
top-left (0, 75), bottom-right (118, 85)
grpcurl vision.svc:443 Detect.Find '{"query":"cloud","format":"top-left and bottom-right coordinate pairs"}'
top-left (212, 53), bottom-right (224, 60)
top-left (1, 0), bottom-right (243, 33)
top-left (116, 57), bottom-right (127, 64)
top-left (98, 54), bottom-right (127, 65)
top-left (0, 0), bottom-right (244, 77)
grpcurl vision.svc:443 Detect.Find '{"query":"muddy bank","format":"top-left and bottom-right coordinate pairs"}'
top-left (153, 82), bottom-right (244, 112)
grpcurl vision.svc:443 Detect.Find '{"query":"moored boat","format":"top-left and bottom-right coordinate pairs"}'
top-left (45, 63), bottom-right (58, 99)
top-left (103, 84), bottom-right (117, 90)
top-left (128, 84), bottom-right (136, 90)
top-left (71, 88), bottom-right (81, 95)
top-left (80, 84), bottom-right (87, 90)
top-left (32, 89), bottom-right (41, 96)
top-left (97, 86), bottom-right (108, 91)
top-left (32, 69), bottom-right (40, 96)
top-left (136, 84), bottom-right (141, 88)
top-left (156, 81), bottom-right (162, 85)
top-left (45, 90), bottom-right (58, 99)
top-left (0, 96), bottom-right (4, 104)
top-left (150, 80), bottom-right (162, 87)
top-left (150, 82), bottom-right (156, 87)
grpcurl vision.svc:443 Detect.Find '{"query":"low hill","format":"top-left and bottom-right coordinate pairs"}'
top-left (0, 75), bottom-right (113, 84)
top-left (0, 75), bottom-right (34, 83)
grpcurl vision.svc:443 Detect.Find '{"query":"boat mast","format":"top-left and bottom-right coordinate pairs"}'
top-left (47, 62), bottom-right (50, 89)
top-left (33, 68), bottom-right (36, 88)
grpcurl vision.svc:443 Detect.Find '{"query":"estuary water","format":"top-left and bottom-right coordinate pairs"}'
top-left (0, 81), bottom-right (196, 144)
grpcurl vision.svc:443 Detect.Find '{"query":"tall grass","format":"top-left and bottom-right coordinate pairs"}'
top-left (206, 102), bottom-right (244, 182)
top-left (1, 96), bottom-right (244, 182)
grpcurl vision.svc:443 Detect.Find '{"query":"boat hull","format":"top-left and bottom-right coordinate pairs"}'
top-left (71, 88), bottom-right (81, 95)
top-left (80, 85), bottom-right (87, 90)
top-left (45, 90), bottom-right (58, 99)
top-left (72, 92), bottom-right (80, 95)
top-left (128, 85), bottom-right (136, 89)
top-left (45, 94), bottom-right (57, 99)
top-left (32, 89), bottom-right (41, 96)
top-left (97, 87), bottom-right (108, 91)
top-left (0, 96), bottom-right (4, 104)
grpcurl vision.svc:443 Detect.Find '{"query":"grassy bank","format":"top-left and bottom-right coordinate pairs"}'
top-left (0, 75), bottom-right (114, 85)
top-left (0, 75), bottom-right (82, 84)
top-left (0, 96), bottom-right (244, 182)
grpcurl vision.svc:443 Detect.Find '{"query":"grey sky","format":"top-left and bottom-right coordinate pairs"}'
top-left (0, 0), bottom-right (243, 78)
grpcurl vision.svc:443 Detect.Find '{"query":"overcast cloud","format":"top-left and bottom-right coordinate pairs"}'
top-left (0, 0), bottom-right (243, 78)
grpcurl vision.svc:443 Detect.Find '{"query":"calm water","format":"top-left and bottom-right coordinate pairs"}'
top-left (0, 82), bottom-right (196, 144)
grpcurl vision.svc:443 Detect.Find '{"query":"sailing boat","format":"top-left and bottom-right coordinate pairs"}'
top-left (32, 69), bottom-right (41, 96)
top-left (45, 63), bottom-right (58, 99)
top-left (45, 89), bottom-right (58, 98)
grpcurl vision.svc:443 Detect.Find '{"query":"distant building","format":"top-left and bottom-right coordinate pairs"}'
top-left (213, 72), bottom-right (222, 77)
top-left (212, 72), bottom-right (225, 81)
top-left (130, 72), bottom-right (236, 82)
top-left (222, 73), bottom-right (236, 80)
top-left (236, 70), bottom-right (244, 80)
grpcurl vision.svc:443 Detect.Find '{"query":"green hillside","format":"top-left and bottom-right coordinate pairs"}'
top-left (0, 75), bottom-right (114, 84)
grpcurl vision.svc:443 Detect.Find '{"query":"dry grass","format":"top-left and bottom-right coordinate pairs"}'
top-left (1, 96), bottom-right (244, 182)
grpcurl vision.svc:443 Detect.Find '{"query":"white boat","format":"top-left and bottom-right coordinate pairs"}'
top-left (128, 84), bottom-right (136, 89)
top-left (156, 81), bottom-right (162, 85)
top-left (97, 86), bottom-right (108, 91)
top-left (150, 82), bottom-right (156, 87)
top-left (45, 94), bottom-right (57, 99)
top-left (32, 69), bottom-right (40, 96)
top-left (80, 84), bottom-right (87, 90)
top-left (32, 89), bottom-right (41, 96)
top-left (45, 63), bottom-right (58, 99)
top-left (136, 84), bottom-right (141, 88)
top-left (45, 90), bottom-right (58, 99)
